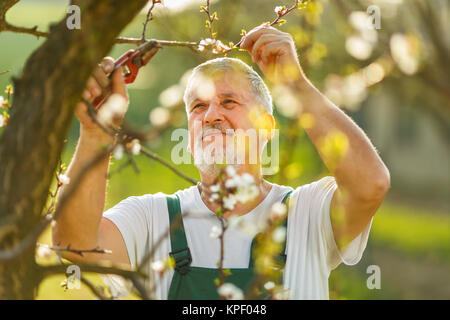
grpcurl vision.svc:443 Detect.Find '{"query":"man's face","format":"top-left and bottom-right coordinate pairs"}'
top-left (186, 71), bottom-right (273, 172)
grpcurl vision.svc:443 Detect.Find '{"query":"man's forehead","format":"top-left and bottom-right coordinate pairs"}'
top-left (186, 72), bottom-right (250, 104)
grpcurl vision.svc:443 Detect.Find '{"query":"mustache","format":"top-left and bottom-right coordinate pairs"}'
top-left (201, 124), bottom-right (234, 138)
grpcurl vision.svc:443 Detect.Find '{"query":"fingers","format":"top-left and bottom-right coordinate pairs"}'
top-left (93, 66), bottom-right (109, 89)
top-left (240, 25), bottom-right (281, 51)
top-left (251, 34), bottom-right (283, 62)
top-left (259, 41), bottom-right (285, 64)
top-left (99, 57), bottom-right (115, 74)
top-left (83, 77), bottom-right (102, 101)
top-left (111, 67), bottom-right (128, 99)
top-left (93, 56), bottom-right (115, 91)
top-left (82, 57), bottom-right (116, 102)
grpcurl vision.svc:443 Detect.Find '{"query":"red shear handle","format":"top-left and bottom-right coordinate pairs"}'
top-left (92, 50), bottom-right (140, 109)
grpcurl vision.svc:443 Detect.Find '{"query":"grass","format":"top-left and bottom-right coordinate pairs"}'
top-left (370, 204), bottom-right (450, 262)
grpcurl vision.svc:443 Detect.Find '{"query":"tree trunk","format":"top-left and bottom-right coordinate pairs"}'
top-left (0, 0), bottom-right (148, 299)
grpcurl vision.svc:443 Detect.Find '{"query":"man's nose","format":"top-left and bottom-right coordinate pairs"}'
top-left (203, 101), bottom-right (224, 125)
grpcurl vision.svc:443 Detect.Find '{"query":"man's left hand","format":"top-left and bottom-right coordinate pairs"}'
top-left (240, 24), bottom-right (304, 84)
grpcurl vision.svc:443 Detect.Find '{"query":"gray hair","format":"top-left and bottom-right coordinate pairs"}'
top-left (183, 57), bottom-right (273, 115)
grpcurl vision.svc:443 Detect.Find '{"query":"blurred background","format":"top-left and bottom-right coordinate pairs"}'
top-left (0, 0), bottom-right (448, 299)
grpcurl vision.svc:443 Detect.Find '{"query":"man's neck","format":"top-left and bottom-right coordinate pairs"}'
top-left (197, 164), bottom-right (272, 219)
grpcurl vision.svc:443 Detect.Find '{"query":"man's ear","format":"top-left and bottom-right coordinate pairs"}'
top-left (187, 135), bottom-right (192, 154)
top-left (266, 113), bottom-right (275, 140)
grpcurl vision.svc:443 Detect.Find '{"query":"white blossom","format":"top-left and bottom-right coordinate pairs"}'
top-left (345, 35), bottom-right (373, 60)
top-left (210, 193), bottom-right (219, 202)
top-left (274, 6), bottom-right (284, 14)
top-left (151, 260), bottom-right (165, 273)
top-left (273, 288), bottom-right (290, 300)
top-left (390, 33), bottom-right (419, 75)
top-left (272, 226), bottom-right (286, 243)
top-left (241, 173), bottom-right (254, 184)
top-left (224, 178), bottom-right (237, 189)
top-left (159, 84), bottom-right (183, 108)
top-left (226, 216), bottom-right (240, 229)
top-left (0, 96), bottom-right (4, 106)
top-left (149, 106), bottom-right (170, 126)
top-left (209, 225), bottom-right (222, 238)
top-left (200, 38), bottom-right (215, 46)
top-left (218, 283), bottom-right (244, 300)
top-left (223, 194), bottom-right (237, 210)
top-left (113, 144), bottom-right (124, 160)
top-left (264, 281), bottom-right (275, 291)
top-left (97, 93), bottom-right (127, 126)
top-left (130, 139), bottom-right (141, 155)
top-left (225, 165), bottom-right (237, 177)
top-left (223, 171), bottom-right (259, 208)
top-left (58, 174), bottom-right (70, 185)
top-left (0, 114), bottom-right (4, 128)
top-left (36, 245), bottom-right (53, 259)
top-left (210, 184), bottom-right (220, 193)
top-left (270, 202), bottom-right (287, 221)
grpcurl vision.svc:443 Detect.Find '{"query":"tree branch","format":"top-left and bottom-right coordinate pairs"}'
top-left (0, 145), bottom-right (113, 262)
top-left (37, 261), bottom-right (149, 299)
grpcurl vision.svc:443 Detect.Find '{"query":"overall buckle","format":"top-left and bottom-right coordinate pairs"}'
top-left (170, 247), bottom-right (192, 275)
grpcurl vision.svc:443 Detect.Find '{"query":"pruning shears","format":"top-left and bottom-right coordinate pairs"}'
top-left (93, 40), bottom-right (160, 108)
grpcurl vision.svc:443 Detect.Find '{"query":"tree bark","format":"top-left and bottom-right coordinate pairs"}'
top-left (0, 0), bottom-right (148, 299)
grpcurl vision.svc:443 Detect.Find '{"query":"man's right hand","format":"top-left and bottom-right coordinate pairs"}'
top-left (75, 57), bottom-right (129, 133)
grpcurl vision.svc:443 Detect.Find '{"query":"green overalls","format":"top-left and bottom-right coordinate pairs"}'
top-left (166, 190), bottom-right (293, 300)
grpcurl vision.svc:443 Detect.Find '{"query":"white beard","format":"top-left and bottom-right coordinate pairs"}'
top-left (192, 129), bottom-right (239, 177)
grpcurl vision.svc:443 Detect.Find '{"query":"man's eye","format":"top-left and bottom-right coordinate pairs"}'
top-left (192, 103), bottom-right (206, 111)
top-left (223, 99), bottom-right (237, 105)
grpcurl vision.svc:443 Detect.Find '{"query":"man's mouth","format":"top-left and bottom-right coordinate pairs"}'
top-left (202, 130), bottom-right (225, 139)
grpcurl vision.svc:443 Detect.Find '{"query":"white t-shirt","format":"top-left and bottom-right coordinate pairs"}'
top-left (102, 176), bottom-right (372, 300)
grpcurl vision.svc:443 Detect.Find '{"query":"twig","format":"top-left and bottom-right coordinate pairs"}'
top-left (201, 0), bottom-right (218, 39)
top-left (80, 276), bottom-right (114, 300)
top-left (83, 98), bottom-right (197, 185)
top-left (0, 70), bottom-right (9, 76)
top-left (140, 147), bottom-right (198, 186)
top-left (141, 0), bottom-right (160, 41)
top-left (217, 217), bottom-right (228, 286)
top-left (37, 261), bottom-right (149, 299)
top-left (37, 243), bottom-right (112, 257)
top-left (232, 0), bottom-right (304, 50)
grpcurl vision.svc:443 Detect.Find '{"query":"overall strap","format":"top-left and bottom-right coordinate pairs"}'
top-left (280, 190), bottom-right (293, 262)
top-left (249, 190), bottom-right (293, 268)
top-left (166, 194), bottom-right (192, 275)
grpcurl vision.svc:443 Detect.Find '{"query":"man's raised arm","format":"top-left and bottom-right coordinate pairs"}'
top-left (52, 58), bottom-right (131, 266)
top-left (240, 25), bottom-right (390, 250)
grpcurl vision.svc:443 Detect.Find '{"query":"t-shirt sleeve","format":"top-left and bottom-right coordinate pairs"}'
top-left (297, 176), bottom-right (373, 272)
top-left (101, 195), bottom-right (152, 298)
top-left (103, 195), bottom-right (151, 269)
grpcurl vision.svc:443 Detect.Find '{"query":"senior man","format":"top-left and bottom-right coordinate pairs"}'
top-left (53, 25), bottom-right (390, 299)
